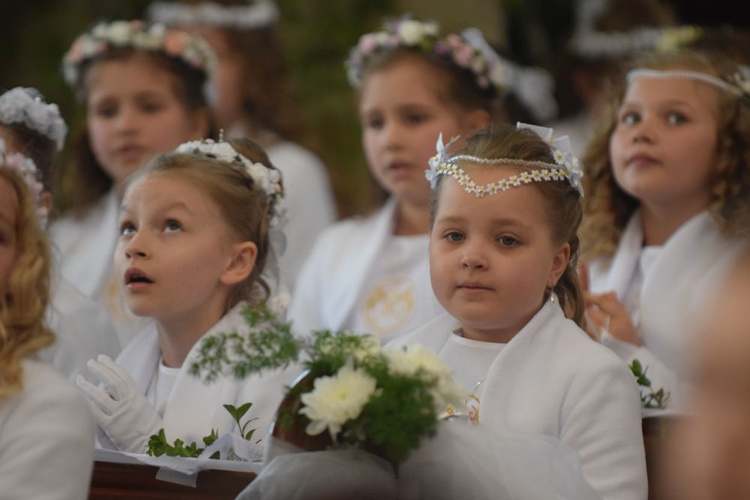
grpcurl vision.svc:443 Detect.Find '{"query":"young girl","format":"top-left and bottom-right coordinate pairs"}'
top-left (580, 49), bottom-right (750, 409)
top-left (0, 86), bottom-right (120, 380)
top-left (0, 144), bottom-right (95, 499)
top-left (148, 0), bottom-right (338, 291)
top-left (289, 17), bottom-right (556, 343)
top-left (49, 20), bottom-right (212, 343)
top-left (390, 123), bottom-right (646, 500)
top-left (76, 138), bottom-right (297, 457)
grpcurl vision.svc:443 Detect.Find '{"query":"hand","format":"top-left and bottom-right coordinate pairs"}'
top-left (584, 291), bottom-right (640, 346)
top-left (76, 354), bottom-right (162, 453)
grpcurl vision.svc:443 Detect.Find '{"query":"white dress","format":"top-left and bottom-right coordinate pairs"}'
top-left (0, 359), bottom-right (96, 500)
top-left (288, 198), bottom-right (445, 343)
top-left (389, 299), bottom-right (647, 500)
top-left (111, 302), bottom-right (300, 458)
top-left (588, 210), bottom-right (745, 409)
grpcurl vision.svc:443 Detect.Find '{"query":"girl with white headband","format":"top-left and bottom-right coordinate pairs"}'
top-left (390, 123), bottom-right (646, 500)
top-left (76, 137), bottom-right (297, 457)
top-left (581, 49), bottom-right (750, 411)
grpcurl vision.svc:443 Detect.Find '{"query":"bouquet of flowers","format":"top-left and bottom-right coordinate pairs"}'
top-left (190, 306), bottom-right (466, 468)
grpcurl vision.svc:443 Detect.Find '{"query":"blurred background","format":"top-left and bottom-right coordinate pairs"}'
top-left (1, 0), bottom-right (747, 217)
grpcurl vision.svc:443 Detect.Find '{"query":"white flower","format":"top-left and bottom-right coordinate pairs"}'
top-left (384, 344), bottom-right (451, 379)
top-left (107, 21), bottom-right (132, 46)
top-left (398, 20), bottom-right (426, 45)
top-left (299, 362), bottom-right (378, 439)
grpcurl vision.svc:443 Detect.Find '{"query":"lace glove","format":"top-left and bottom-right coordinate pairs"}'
top-left (76, 354), bottom-right (162, 453)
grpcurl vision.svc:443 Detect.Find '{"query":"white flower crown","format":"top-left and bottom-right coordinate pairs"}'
top-left (628, 68), bottom-right (750, 100)
top-left (0, 139), bottom-right (48, 227)
top-left (174, 138), bottom-right (286, 228)
top-left (0, 88), bottom-right (68, 151)
top-left (571, 25), bottom-right (702, 59)
top-left (148, 0), bottom-right (279, 30)
top-left (426, 123), bottom-right (584, 198)
top-left (346, 16), bottom-right (558, 122)
top-left (62, 20), bottom-right (216, 88)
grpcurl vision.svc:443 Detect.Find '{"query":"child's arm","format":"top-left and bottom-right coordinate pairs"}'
top-left (76, 355), bottom-right (162, 453)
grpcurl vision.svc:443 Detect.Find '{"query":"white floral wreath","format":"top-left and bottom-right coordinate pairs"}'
top-left (148, 0), bottom-right (279, 30)
top-left (62, 20), bottom-right (216, 88)
top-left (0, 88), bottom-right (68, 151)
top-left (345, 16), bottom-right (558, 122)
top-left (0, 139), bottom-right (48, 228)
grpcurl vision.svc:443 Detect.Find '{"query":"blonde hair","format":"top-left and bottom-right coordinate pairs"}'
top-left (430, 124), bottom-right (586, 327)
top-left (128, 138), bottom-right (279, 312)
top-left (581, 49), bottom-right (750, 260)
top-left (0, 169), bottom-right (54, 400)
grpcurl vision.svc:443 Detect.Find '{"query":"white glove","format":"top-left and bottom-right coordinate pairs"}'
top-left (76, 354), bottom-right (162, 453)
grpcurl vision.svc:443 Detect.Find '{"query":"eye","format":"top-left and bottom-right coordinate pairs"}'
top-left (405, 112), bottom-right (428, 125)
top-left (666, 111), bottom-right (687, 125)
top-left (93, 103), bottom-right (118, 119)
top-left (119, 221), bottom-right (136, 236)
top-left (620, 111), bottom-right (640, 126)
top-left (140, 100), bottom-right (165, 114)
top-left (497, 236), bottom-right (518, 247)
top-left (363, 116), bottom-right (384, 130)
top-left (444, 231), bottom-right (464, 242)
top-left (164, 219), bottom-right (182, 233)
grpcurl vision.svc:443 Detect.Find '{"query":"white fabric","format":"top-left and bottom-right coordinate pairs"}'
top-left (588, 211), bottom-right (744, 409)
top-left (265, 140), bottom-right (337, 292)
top-left (239, 421), bottom-right (601, 500)
top-left (389, 300), bottom-right (647, 500)
top-left (289, 198), bottom-right (445, 341)
top-left (153, 360), bottom-right (180, 416)
top-left (548, 111), bottom-right (594, 160)
top-left (0, 359), bottom-right (95, 500)
top-left (111, 302), bottom-right (299, 457)
top-left (40, 272), bottom-right (121, 382)
top-left (441, 332), bottom-right (504, 396)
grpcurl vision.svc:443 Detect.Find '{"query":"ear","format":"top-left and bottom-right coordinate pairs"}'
top-left (188, 108), bottom-right (211, 139)
top-left (463, 108), bottom-right (492, 135)
top-left (220, 241), bottom-right (257, 286)
top-left (547, 242), bottom-right (571, 289)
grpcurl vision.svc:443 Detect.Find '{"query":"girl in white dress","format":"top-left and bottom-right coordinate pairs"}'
top-left (75, 137), bottom-right (298, 459)
top-left (580, 49), bottom-right (750, 409)
top-left (390, 123), bottom-right (647, 500)
top-left (148, 0), bottom-right (338, 291)
top-left (0, 143), bottom-right (95, 500)
top-left (289, 17), bottom-right (556, 343)
top-left (0, 86), bottom-right (120, 380)
top-left (49, 20), bottom-right (212, 349)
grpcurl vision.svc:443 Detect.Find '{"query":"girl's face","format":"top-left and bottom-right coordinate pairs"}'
top-left (609, 74), bottom-right (720, 213)
top-left (360, 58), bottom-right (486, 208)
top-left (0, 176), bottom-right (18, 299)
top-left (86, 55), bottom-right (208, 192)
top-left (114, 174), bottom-right (255, 333)
top-left (429, 167), bottom-right (570, 342)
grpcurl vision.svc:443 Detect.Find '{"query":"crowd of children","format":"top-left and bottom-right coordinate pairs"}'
top-left (1, 0), bottom-right (749, 498)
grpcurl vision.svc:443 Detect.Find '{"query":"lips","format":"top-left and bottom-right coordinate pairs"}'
top-left (124, 267), bottom-right (153, 286)
top-left (627, 153), bottom-right (659, 167)
top-left (457, 282), bottom-right (493, 291)
top-left (116, 145), bottom-right (146, 162)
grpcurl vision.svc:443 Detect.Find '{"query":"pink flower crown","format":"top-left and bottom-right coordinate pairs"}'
top-left (345, 16), bottom-right (557, 122)
top-left (62, 20), bottom-right (216, 89)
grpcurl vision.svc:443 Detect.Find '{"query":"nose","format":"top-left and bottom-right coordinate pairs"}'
top-left (123, 231), bottom-right (149, 260)
top-left (631, 118), bottom-right (655, 144)
top-left (115, 105), bottom-right (139, 135)
top-left (461, 240), bottom-right (488, 270)
top-left (381, 120), bottom-right (404, 150)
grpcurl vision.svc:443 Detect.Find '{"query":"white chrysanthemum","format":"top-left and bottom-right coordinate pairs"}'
top-left (107, 21), bottom-right (132, 45)
top-left (299, 362), bottom-right (377, 439)
top-left (398, 20), bottom-right (426, 45)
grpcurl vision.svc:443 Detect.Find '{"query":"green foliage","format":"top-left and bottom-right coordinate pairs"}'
top-left (223, 403), bottom-right (259, 442)
top-left (147, 428), bottom-right (219, 459)
top-left (629, 359), bottom-right (671, 410)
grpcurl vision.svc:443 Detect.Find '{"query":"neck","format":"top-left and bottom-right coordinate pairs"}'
top-left (394, 199), bottom-right (430, 236)
top-left (640, 197), bottom-right (709, 246)
top-left (155, 300), bottom-right (229, 368)
top-left (460, 304), bottom-right (542, 344)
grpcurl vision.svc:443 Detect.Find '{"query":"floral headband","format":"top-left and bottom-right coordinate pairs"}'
top-left (148, 0), bottom-right (279, 30)
top-left (571, 25), bottom-right (702, 59)
top-left (0, 87), bottom-right (68, 151)
top-left (346, 17), bottom-right (558, 122)
top-left (0, 139), bottom-right (48, 228)
top-left (627, 68), bottom-right (750, 100)
top-left (426, 123), bottom-right (584, 197)
top-left (174, 138), bottom-right (286, 229)
top-left (62, 20), bottom-right (216, 89)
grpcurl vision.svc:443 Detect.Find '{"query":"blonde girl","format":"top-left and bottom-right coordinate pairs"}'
top-left (289, 16), bottom-right (556, 343)
top-left (0, 145), bottom-right (95, 499)
top-left (49, 20), bottom-right (212, 322)
top-left (581, 49), bottom-right (750, 408)
top-left (76, 138), bottom-right (296, 457)
top-left (391, 123), bottom-right (646, 500)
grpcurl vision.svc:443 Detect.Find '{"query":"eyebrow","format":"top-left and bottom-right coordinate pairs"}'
top-left (120, 200), bottom-right (192, 215)
top-left (436, 215), bottom-right (530, 229)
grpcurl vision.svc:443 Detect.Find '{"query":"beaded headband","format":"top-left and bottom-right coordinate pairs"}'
top-left (62, 20), bottom-right (216, 90)
top-left (148, 0), bottom-right (279, 30)
top-left (174, 137), bottom-right (286, 228)
top-left (627, 68), bottom-right (750, 99)
top-left (346, 17), bottom-right (558, 122)
top-left (0, 88), bottom-right (68, 151)
top-left (0, 139), bottom-right (48, 228)
top-left (426, 123), bottom-right (584, 197)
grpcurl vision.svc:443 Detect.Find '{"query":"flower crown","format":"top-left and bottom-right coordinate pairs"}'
top-left (346, 17), bottom-right (558, 122)
top-left (627, 68), bottom-right (750, 101)
top-left (0, 139), bottom-right (48, 227)
top-left (174, 137), bottom-right (286, 228)
top-left (571, 25), bottom-right (702, 59)
top-left (0, 87), bottom-right (68, 151)
top-left (426, 123), bottom-right (584, 197)
top-left (62, 20), bottom-right (216, 88)
top-left (148, 0), bottom-right (279, 30)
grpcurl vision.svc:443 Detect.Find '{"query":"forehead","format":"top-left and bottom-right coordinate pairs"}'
top-left (360, 57), bottom-right (449, 110)
top-left (124, 174), bottom-right (219, 215)
top-left (623, 75), bottom-right (721, 110)
top-left (85, 53), bottom-right (179, 99)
